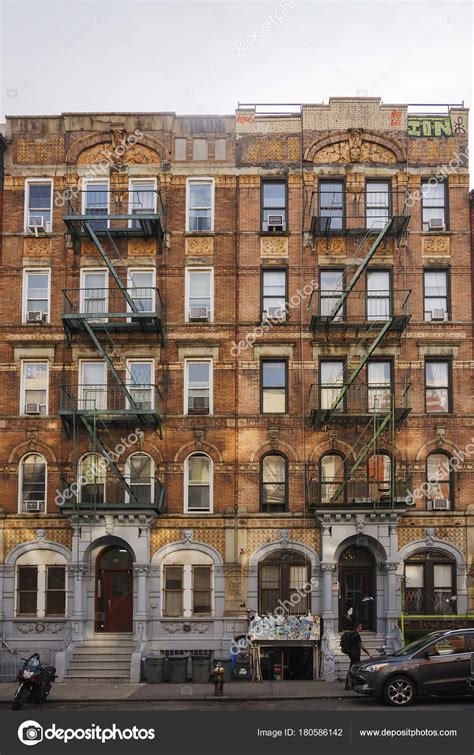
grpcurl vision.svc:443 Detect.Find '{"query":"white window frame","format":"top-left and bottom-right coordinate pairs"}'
top-left (186, 178), bottom-right (215, 233)
top-left (22, 268), bottom-right (51, 323)
top-left (80, 268), bottom-right (109, 322)
top-left (20, 360), bottom-right (49, 416)
top-left (127, 267), bottom-right (156, 316)
top-left (185, 267), bottom-right (214, 322)
top-left (81, 178), bottom-right (110, 228)
top-left (127, 177), bottom-right (157, 228)
top-left (18, 453), bottom-right (48, 514)
top-left (15, 553), bottom-right (67, 618)
top-left (184, 454), bottom-right (213, 515)
top-left (161, 555), bottom-right (214, 617)
top-left (125, 358), bottom-right (155, 410)
top-left (184, 358), bottom-right (213, 415)
top-left (24, 178), bottom-right (53, 234)
top-left (78, 452), bottom-right (106, 504)
top-left (78, 360), bottom-right (107, 411)
top-left (125, 452), bottom-right (155, 505)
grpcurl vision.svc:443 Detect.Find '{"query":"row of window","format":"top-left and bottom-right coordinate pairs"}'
top-left (17, 449), bottom-right (454, 514)
top-left (17, 357), bottom-right (453, 417)
top-left (21, 266), bottom-right (453, 325)
top-left (14, 548), bottom-right (458, 619)
top-left (22, 176), bottom-right (449, 234)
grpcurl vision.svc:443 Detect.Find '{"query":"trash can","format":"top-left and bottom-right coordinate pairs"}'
top-left (234, 653), bottom-right (251, 680)
top-left (144, 656), bottom-right (165, 684)
top-left (191, 655), bottom-right (211, 684)
top-left (168, 655), bottom-right (189, 684)
top-left (213, 658), bottom-right (232, 683)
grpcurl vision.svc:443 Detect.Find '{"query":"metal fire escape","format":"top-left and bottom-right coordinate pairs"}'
top-left (308, 193), bottom-right (411, 511)
top-left (59, 188), bottom-right (165, 512)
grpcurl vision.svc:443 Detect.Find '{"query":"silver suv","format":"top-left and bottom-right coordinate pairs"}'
top-left (349, 629), bottom-right (474, 706)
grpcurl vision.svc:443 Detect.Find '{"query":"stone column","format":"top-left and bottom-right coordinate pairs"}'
top-left (134, 564), bottom-right (151, 618)
top-left (321, 563), bottom-right (336, 619)
top-left (384, 562), bottom-right (400, 618)
top-left (68, 564), bottom-right (86, 642)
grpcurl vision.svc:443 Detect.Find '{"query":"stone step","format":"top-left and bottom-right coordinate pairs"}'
top-left (63, 676), bottom-right (131, 684)
top-left (79, 641), bottom-right (134, 649)
top-left (74, 647), bottom-right (133, 657)
top-left (66, 669), bottom-right (130, 679)
top-left (68, 660), bottom-right (131, 670)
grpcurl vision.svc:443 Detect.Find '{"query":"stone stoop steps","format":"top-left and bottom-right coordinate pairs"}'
top-left (333, 632), bottom-right (388, 680)
top-left (64, 634), bottom-right (133, 683)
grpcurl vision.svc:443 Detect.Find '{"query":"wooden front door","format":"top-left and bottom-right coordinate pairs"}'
top-left (338, 546), bottom-right (376, 631)
top-left (95, 546), bottom-right (133, 633)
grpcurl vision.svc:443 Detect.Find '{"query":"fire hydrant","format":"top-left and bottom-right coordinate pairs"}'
top-left (213, 662), bottom-right (225, 697)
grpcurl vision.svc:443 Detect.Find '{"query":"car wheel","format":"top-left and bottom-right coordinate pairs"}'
top-left (382, 675), bottom-right (416, 707)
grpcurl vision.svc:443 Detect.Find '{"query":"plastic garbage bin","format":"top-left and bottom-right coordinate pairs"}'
top-left (213, 658), bottom-right (232, 683)
top-left (191, 656), bottom-right (211, 684)
top-left (168, 655), bottom-right (189, 684)
top-left (144, 656), bottom-right (165, 684)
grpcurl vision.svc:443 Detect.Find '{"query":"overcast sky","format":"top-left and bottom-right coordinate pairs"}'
top-left (0, 0), bottom-right (472, 121)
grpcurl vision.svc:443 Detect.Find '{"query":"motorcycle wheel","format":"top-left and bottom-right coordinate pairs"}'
top-left (11, 685), bottom-right (30, 711)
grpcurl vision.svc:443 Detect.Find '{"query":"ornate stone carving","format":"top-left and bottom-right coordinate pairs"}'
top-left (317, 237), bottom-right (345, 255)
top-left (36, 529), bottom-right (47, 546)
top-left (128, 238), bottom-right (156, 257)
top-left (23, 237), bottom-right (51, 257)
top-left (355, 514), bottom-right (366, 532)
top-left (182, 529), bottom-right (193, 544)
top-left (422, 236), bottom-right (450, 255)
top-left (161, 621), bottom-right (212, 634)
top-left (424, 527), bottom-right (436, 546)
top-left (348, 128), bottom-right (363, 161)
top-left (27, 429), bottom-right (38, 451)
top-left (193, 429), bottom-right (204, 449)
top-left (313, 137), bottom-right (397, 164)
top-left (185, 236), bottom-right (214, 256)
top-left (268, 427), bottom-right (279, 449)
top-left (104, 516), bottom-right (114, 535)
top-left (279, 529), bottom-right (290, 549)
top-left (260, 236), bottom-right (288, 257)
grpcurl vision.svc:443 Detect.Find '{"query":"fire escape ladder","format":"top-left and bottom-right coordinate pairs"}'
top-left (329, 411), bottom-right (393, 504)
top-left (324, 318), bottom-right (394, 421)
top-left (325, 219), bottom-right (395, 326)
top-left (82, 320), bottom-right (139, 412)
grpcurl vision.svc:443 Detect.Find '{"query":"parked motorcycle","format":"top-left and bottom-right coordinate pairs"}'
top-left (12, 653), bottom-right (57, 710)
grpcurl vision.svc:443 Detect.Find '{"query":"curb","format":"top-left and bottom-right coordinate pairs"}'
top-left (0, 694), bottom-right (353, 704)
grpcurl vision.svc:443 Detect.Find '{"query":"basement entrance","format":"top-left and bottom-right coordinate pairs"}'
top-left (259, 645), bottom-right (314, 681)
top-left (95, 546), bottom-right (133, 633)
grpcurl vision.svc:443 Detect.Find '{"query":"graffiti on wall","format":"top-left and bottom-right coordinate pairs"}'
top-left (249, 613), bottom-right (321, 641)
top-left (407, 116), bottom-right (455, 137)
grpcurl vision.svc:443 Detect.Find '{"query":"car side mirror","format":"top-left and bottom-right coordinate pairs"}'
top-left (423, 651), bottom-right (432, 660)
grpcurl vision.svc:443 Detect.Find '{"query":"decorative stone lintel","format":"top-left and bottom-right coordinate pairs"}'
top-left (260, 235), bottom-right (288, 258)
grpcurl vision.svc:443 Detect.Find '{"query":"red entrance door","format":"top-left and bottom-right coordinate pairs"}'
top-left (95, 547), bottom-right (133, 633)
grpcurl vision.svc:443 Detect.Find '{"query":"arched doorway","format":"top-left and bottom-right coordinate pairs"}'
top-left (95, 546), bottom-right (133, 633)
top-left (338, 545), bottom-right (376, 631)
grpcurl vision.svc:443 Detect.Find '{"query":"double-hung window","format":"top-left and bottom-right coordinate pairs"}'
top-left (261, 180), bottom-right (287, 231)
top-left (128, 269), bottom-right (155, 315)
top-left (187, 179), bottom-right (214, 232)
top-left (261, 360), bottom-right (287, 414)
top-left (422, 180), bottom-right (447, 231)
top-left (25, 180), bottom-right (52, 233)
top-left (366, 180), bottom-right (390, 230)
top-left (83, 181), bottom-right (108, 232)
top-left (424, 270), bottom-right (449, 321)
top-left (16, 556), bottom-right (66, 618)
top-left (367, 361), bottom-right (392, 413)
top-left (21, 361), bottom-right (48, 415)
top-left (128, 179), bottom-right (156, 229)
top-left (425, 360), bottom-right (450, 413)
top-left (23, 269), bottom-right (50, 322)
top-left (262, 270), bottom-right (287, 321)
top-left (81, 269), bottom-right (108, 321)
top-left (126, 360), bottom-right (154, 410)
top-left (320, 361), bottom-right (344, 412)
top-left (185, 360), bottom-right (212, 414)
top-left (367, 270), bottom-right (391, 321)
top-left (320, 270), bottom-right (343, 320)
top-left (186, 268), bottom-right (213, 322)
top-left (319, 180), bottom-right (344, 232)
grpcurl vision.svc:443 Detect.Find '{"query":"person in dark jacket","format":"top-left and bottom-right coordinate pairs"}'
top-left (344, 622), bottom-right (373, 690)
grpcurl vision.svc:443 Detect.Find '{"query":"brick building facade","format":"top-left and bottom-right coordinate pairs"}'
top-left (0, 98), bottom-right (472, 681)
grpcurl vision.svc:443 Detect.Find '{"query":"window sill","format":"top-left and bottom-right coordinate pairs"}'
top-left (184, 231), bottom-right (214, 237)
top-left (259, 231), bottom-right (290, 237)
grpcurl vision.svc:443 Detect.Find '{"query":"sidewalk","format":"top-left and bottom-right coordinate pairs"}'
top-left (0, 680), bottom-right (353, 702)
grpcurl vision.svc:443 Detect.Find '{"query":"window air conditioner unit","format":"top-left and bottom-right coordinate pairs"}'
top-left (430, 309), bottom-right (448, 321)
top-left (428, 218), bottom-right (445, 231)
top-left (25, 500), bottom-right (43, 512)
top-left (25, 403), bottom-right (41, 415)
top-left (28, 214), bottom-right (51, 236)
top-left (27, 311), bottom-right (47, 323)
top-left (188, 396), bottom-right (209, 413)
top-left (189, 306), bottom-right (209, 321)
top-left (264, 307), bottom-right (286, 322)
top-left (427, 498), bottom-right (450, 511)
top-left (265, 214), bottom-right (285, 232)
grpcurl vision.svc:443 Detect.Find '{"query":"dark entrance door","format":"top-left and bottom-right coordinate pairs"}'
top-left (95, 546), bottom-right (133, 633)
top-left (338, 546), bottom-right (376, 631)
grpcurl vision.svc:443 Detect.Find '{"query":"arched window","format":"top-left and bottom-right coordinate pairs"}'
top-left (404, 551), bottom-right (456, 614)
top-left (185, 453), bottom-right (212, 512)
top-left (426, 452), bottom-right (453, 510)
top-left (261, 453), bottom-right (287, 512)
top-left (16, 550), bottom-right (66, 618)
top-left (19, 453), bottom-right (47, 513)
top-left (258, 551), bottom-right (310, 615)
top-left (78, 453), bottom-right (105, 504)
top-left (320, 453), bottom-right (344, 504)
top-left (162, 550), bottom-right (213, 617)
top-left (368, 452), bottom-right (393, 501)
top-left (126, 452), bottom-right (154, 505)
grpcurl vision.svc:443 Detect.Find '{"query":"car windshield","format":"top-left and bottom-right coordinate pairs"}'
top-left (392, 632), bottom-right (446, 657)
